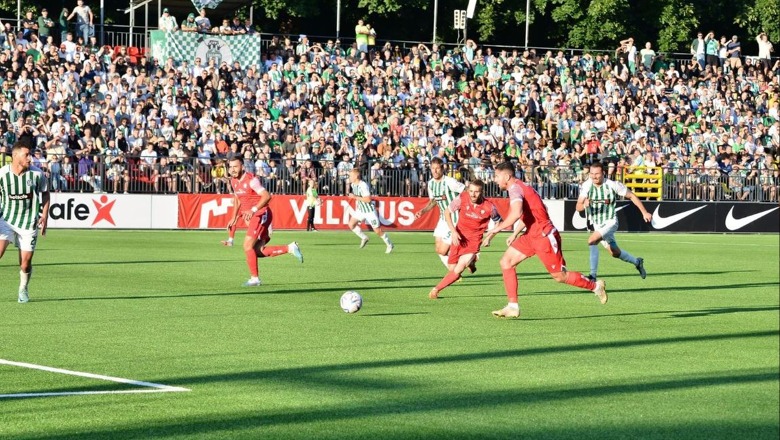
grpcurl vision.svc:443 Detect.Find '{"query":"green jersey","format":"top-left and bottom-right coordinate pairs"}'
top-left (428, 176), bottom-right (465, 222)
top-left (578, 178), bottom-right (627, 227)
top-left (0, 165), bottom-right (48, 230)
top-left (351, 180), bottom-right (374, 213)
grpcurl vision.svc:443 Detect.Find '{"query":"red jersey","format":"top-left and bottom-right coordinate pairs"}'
top-left (448, 192), bottom-right (501, 240)
top-left (507, 179), bottom-right (554, 234)
top-left (231, 172), bottom-right (268, 216)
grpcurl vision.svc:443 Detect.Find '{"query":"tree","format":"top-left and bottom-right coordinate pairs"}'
top-left (735, 0), bottom-right (780, 43)
top-left (657, 0), bottom-right (699, 52)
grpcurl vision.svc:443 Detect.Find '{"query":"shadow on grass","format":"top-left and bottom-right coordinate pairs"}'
top-left (33, 283), bottom-right (440, 302)
top-left (359, 312), bottom-right (430, 317)
top-left (533, 281), bottom-right (780, 296)
top-left (13, 367), bottom-right (779, 440)
top-left (521, 306), bottom-right (780, 321)
top-left (12, 330), bottom-right (776, 397)
top-left (32, 259), bottom-right (236, 267)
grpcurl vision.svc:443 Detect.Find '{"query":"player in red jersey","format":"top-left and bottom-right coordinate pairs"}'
top-left (482, 162), bottom-right (607, 318)
top-left (429, 179), bottom-right (501, 299)
top-left (226, 157), bottom-right (303, 287)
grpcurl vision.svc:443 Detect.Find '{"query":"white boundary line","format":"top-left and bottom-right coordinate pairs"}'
top-left (0, 358), bottom-right (190, 399)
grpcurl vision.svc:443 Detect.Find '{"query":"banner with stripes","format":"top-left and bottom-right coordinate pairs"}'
top-left (149, 30), bottom-right (262, 69)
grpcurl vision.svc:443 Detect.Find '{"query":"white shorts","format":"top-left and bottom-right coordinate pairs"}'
top-left (433, 218), bottom-right (452, 244)
top-left (352, 209), bottom-right (380, 228)
top-left (0, 219), bottom-right (38, 252)
top-left (593, 218), bottom-right (619, 247)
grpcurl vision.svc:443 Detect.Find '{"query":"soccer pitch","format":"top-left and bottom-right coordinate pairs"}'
top-left (1, 230), bottom-right (778, 439)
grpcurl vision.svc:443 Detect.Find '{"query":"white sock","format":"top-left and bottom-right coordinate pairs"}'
top-left (618, 250), bottom-right (638, 265)
top-left (438, 254), bottom-right (450, 268)
top-left (507, 302), bottom-right (519, 310)
top-left (20, 270), bottom-right (31, 289)
top-left (352, 226), bottom-right (368, 240)
top-left (589, 245), bottom-right (599, 278)
top-left (380, 233), bottom-right (392, 246)
top-left (226, 238), bottom-right (233, 243)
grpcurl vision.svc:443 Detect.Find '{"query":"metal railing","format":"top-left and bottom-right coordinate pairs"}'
top-left (11, 153), bottom-right (775, 203)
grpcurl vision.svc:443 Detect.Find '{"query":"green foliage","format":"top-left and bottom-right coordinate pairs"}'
top-left (253, 0), bottom-right (321, 20)
top-left (657, 0), bottom-right (699, 52)
top-left (735, 0), bottom-right (780, 42)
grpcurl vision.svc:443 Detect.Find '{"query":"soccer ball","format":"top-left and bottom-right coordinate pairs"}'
top-left (340, 291), bottom-right (362, 313)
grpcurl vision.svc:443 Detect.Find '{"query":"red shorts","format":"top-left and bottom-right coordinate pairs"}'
top-left (246, 209), bottom-right (273, 244)
top-left (510, 228), bottom-right (567, 273)
top-left (447, 235), bottom-right (481, 265)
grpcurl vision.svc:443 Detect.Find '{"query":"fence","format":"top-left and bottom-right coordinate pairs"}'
top-left (5, 153), bottom-right (775, 203)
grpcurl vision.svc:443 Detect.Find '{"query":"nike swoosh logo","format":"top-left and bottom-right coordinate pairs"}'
top-left (572, 205), bottom-right (628, 230)
top-left (725, 206), bottom-right (779, 231)
top-left (651, 205), bottom-right (707, 229)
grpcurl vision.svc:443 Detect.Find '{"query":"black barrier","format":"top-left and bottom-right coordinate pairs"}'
top-left (564, 201), bottom-right (780, 233)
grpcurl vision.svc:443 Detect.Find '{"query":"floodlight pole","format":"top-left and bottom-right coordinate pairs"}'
top-left (524, 0), bottom-right (530, 49)
top-left (100, 0), bottom-right (105, 47)
top-left (336, 0), bottom-right (341, 39)
top-left (432, 0), bottom-right (438, 43)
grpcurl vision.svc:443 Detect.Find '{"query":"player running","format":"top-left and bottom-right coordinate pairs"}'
top-left (0, 143), bottom-right (50, 303)
top-left (346, 168), bottom-right (394, 253)
top-left (483, 162), bottom-right (607, 318)
top-left (429, 179), bottom-right (501, 299)
top-left (226, 157), bottom-right (303, 287)
top-left (414, 157), bottom-right (466, 268)
top-left (576, 161), bottom-right (652, 281)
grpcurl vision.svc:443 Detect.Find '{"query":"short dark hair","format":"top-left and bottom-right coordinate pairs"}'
top-left (469, 179), bottom-right (485, 188)
top-left (430, 157), bottom-right (444, 166)
top-left (495, 162), bottom-right (515, 174)
top-left (590, 161), bottom-right (606, 171)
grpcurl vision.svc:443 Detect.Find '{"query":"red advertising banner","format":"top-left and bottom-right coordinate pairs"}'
top-left (178, 194), bottom-right (515, 230)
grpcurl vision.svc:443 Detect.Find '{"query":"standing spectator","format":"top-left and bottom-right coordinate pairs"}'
top-left (67, 0), bottom-right (93, 44)
top-left (355, 19), bottom-right (369, 53)
top-left (194, 9), bottom-right (211, 33)
top-left (757, 32), bottom-right (774, 73)
top-left (639, 42), bottom-right (655, 72)
top-left (705, 31), bottom-right (719, 68)
top-left (181, 13), bottom-right (197, 32)
top-left (367, 24), bottom-right (377, 48)
top-left (159, 8), bottom-right (178, 32)
top-left (21, 10), bottom-right (38, 40)
top-left (59, 8), bottom-right (69, 43)
top-left (37, 8), bottom-right (54, 40)
top-left (690, 31), bottom-right (706, 69)
top-left (726, 35), bottom-right (742, 72)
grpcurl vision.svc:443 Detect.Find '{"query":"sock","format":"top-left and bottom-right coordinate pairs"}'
top-left (245, 248), bottom-right (259, 277)
top-left (502, 268), bottom-right (519, 303)
top-left (352, 226), bottom-right (368, 240)
top-left (261, 246), bottom-right (288, 258)
top-left (228, 224), bottom-right (236, 239)
top-left (435, 271), bottom-right (461, 291)
top-left (20, 270), bottom-right (31, 289)
top-left (507, 302), bottom-right (519, 310)
top-left (225, 238), bottom-right (233, 243)
top-left (565, 271), bottom-right (596, 291)
top-left (438, 254), bottom-right (450, 268)
top-left (618, 250), bottom-right (638, 265)
top-left (380, 233), bottom-right (392, 245)
top-left (589, 245), bottom-right (599, 277)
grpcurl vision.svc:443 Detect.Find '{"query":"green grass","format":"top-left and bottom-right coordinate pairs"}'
top-left (1, 230), bottom-right (778, 439)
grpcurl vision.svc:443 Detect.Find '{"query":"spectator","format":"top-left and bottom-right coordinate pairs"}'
top-left (160, 8), bottom-right (178, 32)
top-left (181, 13), bottom-right (197, 32)
top-left (38, 8), bottom-right (54, 40)
top-left (67, 0), bottom-right (93, 44)
top-left (726, 35), bottom-right (742, 72)
top-left (756, 32), bottom-right (774, 72)
top-left (21, 10), bottom-right (38, 40)
top-left (355, 19), bottom-right (369, 53)
top-left (59, 7), bottom-right (69, 43)
top-left (195, 9), bottom-right (211, 33)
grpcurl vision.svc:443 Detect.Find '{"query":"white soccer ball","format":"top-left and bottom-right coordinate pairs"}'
top-left (340, 291), bottom-right (363, 313)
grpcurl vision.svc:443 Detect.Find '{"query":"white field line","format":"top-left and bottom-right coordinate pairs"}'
top-left (0, 358), bottom-right (190, 399)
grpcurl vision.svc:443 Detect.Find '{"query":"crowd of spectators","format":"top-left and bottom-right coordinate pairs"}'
top-left (0, 4), bottom-right (778, 202)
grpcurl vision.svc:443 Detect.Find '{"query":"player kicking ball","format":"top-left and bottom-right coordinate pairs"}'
top-left (346, 169), bottom-right (394, 253)
top-left (225, 157), bottom-right (303, 287)
top-left (483, 162), bottom-right (607, 319)
top-left (576, 161), bottom-right (652, 281)
top-left (429, 179), bottom-right (501, 299)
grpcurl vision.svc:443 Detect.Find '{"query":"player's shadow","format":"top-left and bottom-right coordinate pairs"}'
top-left (31, 259), bottom-right (235, 267)
top-left (359, 312), bottom-right (430, 317)
top-left (521, 306), bottom-right (780, 321)
top-left (600, 269), bottom-right (760, 278)
top-left (532, 281), bottom-right (779, 296)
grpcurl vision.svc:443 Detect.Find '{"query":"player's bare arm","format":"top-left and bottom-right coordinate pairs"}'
top-left (414, 198), bottom-right (438, 219)
top-left (483, 201), bottom-right (523, 247)
top-left (349, 193), bottom-right (372, 203)
top-left (228, 194), bottom-right (242, 229)
top-left (575, 196), bottom-right (590, 212)
top-left (625, 190), bottom-right (652, 222)
top-left (38, 191), bottom-right (50, 237)
top-left (443, 208), bottom-right (460, 246)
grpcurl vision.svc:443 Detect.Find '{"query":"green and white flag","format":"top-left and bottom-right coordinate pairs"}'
top-left (150, 31), bottom-right (262, 70)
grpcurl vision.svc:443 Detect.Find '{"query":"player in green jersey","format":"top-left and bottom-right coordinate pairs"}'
top-left (576, 162), bottom-right (651, 281)
top-left (0, 143), bottom-right (50, 303)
